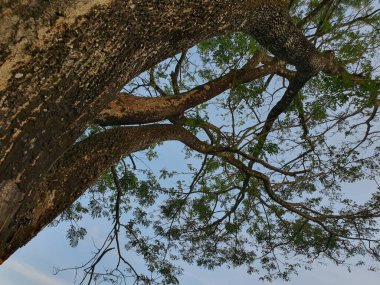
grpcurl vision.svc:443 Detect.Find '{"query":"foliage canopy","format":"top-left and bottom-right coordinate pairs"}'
top-left (47, 0), bottom-right (380, 284)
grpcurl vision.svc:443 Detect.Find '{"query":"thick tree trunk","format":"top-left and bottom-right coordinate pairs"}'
top-left (0, 0), bottom-right (333, 263)
top-left (0, 0), bottom-right (254, 188)
top-left (0, 0), bottom-right (255, 262)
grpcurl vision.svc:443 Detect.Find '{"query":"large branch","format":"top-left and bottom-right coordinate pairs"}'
top-left (1, 0), bottom-right (356, 262)
top-left (0, 0), bottom-right (261, 190)
top-left (0, 125), bottom-right (190, 263)
top-left (245, 2), bottom-right (358, 77)
top-left (0, 121), bottom-right (275, 262)
top-left (0, 0), bottom-right (340, 191)
top-left (0, 1), bottom-right (264, 256)
top-left (2, 123), bottom-right (258, 263)
top-left (95, 58), bottom-right (294, 126)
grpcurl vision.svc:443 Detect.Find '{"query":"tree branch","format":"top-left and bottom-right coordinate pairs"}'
top-left (0, 0), bottom-right (261, 190)
top-left (252, 72), bottom-right (312, 157)
top-left (171, 51), bottom-right (188, 95)
top-left (96, 60), bottom-right (293, 126)
top-left (0, 125), bottom-right (192, 263)
top-left (297, 0), bottom-right (334, 28)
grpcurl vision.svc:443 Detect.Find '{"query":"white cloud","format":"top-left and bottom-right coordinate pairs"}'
top-left (6, 259), bottom-right (68, 285)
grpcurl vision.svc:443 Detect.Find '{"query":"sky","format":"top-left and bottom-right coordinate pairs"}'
top-left (1, 209), bottom-right (380, 285)
top-left (1, 142), bottom-right (380, 285)
top-left (2, 3), bottom-right (380, 282)
top-left (2, 79), bottom-right (380, 284)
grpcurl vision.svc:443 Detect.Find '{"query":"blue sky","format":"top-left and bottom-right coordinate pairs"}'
top-left (2, 8), bottom-right (380, 280)
top-left (2, 88), bottom-right (379, 284)
top-left (1, 219), bottom-right (380, 285)
top-left (1, 142), bottom-right (380, 284)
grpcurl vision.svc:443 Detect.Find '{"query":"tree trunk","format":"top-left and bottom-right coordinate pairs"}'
top-left (0, 0), bottom-right (253, 262)
top-left (0, 0), bottom-right (330, 263)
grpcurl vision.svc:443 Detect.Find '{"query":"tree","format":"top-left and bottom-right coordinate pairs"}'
top-left (1, 0), bottom-right (380, 283)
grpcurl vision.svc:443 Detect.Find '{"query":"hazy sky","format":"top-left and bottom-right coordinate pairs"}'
top-left (1, 142), bottom-right (380, 285)
top-left (3, 1), bottom-right (380, 284)
top-left (1, 220), bottom-right (380, 285)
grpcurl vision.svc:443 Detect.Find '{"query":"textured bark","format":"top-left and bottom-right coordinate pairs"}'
top-left (96, 59), bottom-right (294, 126)
top-left (0, 124), bottom-right (229, 262)
top-left (0, 0), bottom-right (339, 263)
top-left (0, 0), bottom-right (256, 189)
top-left (0, 0), bottom-right (257, 261)
top-left (0, 125), bottom-right (192, 262)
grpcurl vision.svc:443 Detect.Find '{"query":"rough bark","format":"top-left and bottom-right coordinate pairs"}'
top-left (0, 0), bottom-right (255, 189)
top-left (0, 0), bottom-right (341, 263)
top-left (0, 0), bottom-right (258, 262)
top-left (0, 125), bottom-right (192, 262)
top-left (95, 58), bottom-right (294, 126)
